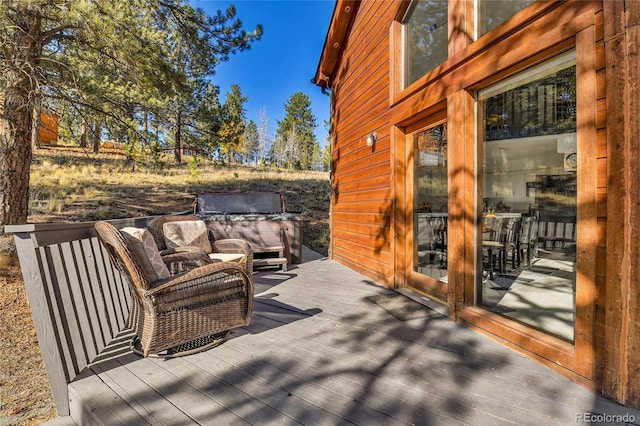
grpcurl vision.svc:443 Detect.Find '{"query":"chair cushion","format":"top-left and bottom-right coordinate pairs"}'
top-left (163, 220), bottom-right (212, 253)
top-left (208, 252), bottom-right (246, 264)
top-left (121, 227), bottom-right (171, 282)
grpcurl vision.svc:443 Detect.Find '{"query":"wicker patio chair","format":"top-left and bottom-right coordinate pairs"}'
top-left (148, 215), bottom-right (253, 273)
top-left (95, 221), bottom-right (254, 357)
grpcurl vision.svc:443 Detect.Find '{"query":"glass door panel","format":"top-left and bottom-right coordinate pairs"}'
top-left (414, 124), bottom-right (448, 284)
top-left (477, 51), bottom-right (577, 342)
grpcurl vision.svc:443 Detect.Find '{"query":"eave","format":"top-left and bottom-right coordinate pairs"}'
top-left (313, 0), bottom-right (360, 89)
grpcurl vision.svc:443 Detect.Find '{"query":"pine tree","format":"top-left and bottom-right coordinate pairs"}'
top-left (218, 84), bottom-right (248, 164)
top-left (240, 120), bottom-right (260, 165)
top-left (275, 92), bottom-right (319, 170)
top-left (0, 0), bottom-right (261, 229)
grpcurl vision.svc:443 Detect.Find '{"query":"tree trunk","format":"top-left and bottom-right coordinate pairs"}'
top-left (1, 76), bottom-right (35, 231)
top-left (0, 10), bottom-right (42, 232)
top-left (174, 110), bottom-right (183, 164)
top-left (79, 123), bottom-right (88, 148)
top-left (93, 122), bottom-right (102, 153)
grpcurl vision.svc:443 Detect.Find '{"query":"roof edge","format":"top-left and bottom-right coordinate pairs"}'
top-left (313, 0), bottom-right (360, 89)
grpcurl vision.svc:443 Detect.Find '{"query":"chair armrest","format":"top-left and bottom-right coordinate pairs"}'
top-left (212, 239), bottom-right (254, 272)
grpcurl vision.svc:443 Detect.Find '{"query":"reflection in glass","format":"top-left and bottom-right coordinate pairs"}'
top-left (404, 0), bottom-right (448, 88)
top-left (476, 0), bottom-right (537, 37)
top-left (477, 52), bottom-right (577, 342)
top-left (414, 124), bottom-right (448, 281)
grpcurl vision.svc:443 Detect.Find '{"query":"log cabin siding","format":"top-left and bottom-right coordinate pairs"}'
top-left (329, 1), bottom-right (397, 285)
top-left (317, 0), bottom-right (640, 408)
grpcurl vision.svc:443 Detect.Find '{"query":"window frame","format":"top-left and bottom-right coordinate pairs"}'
top-left (401, 0), bottom-right (450, 90)
top-left (390, 1), bottom-right (559, 108)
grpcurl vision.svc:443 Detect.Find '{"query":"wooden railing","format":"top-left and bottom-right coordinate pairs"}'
top-left (5, 217), bottom-right (152, 415)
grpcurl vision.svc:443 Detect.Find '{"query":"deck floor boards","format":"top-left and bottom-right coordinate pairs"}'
top-left (60, 250), bottom-right (640, 425)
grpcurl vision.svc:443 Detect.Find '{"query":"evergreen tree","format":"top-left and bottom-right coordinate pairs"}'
top-left (192, 82), bottom-right (223, 157)
top-left (322, 118), bottom-right (332, 171)
top-left (218, 84), bottom-right (248, 164)
top-left (275, 92), bottom-right (319, 170)
top-left (0, 0), bottom-right (261, 229)
top-left (240, 120), bottom-right (259, 164)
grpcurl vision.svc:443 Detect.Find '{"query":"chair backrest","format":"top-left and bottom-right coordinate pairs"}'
top-left (496, 216), bottom-right (520, 245)
top-left (520, 216), bottom-right (533, 243)
top-left (147, 215), bottom-right (201, 251)
top-left (95, 221), bottom-right (151, 291)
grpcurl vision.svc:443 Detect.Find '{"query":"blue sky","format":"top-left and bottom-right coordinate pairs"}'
top-left (190, 0), bottom-right (335, 146)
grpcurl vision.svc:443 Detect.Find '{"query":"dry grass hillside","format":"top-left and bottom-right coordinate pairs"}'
top-left (0, 146), bottom-right (330, 425)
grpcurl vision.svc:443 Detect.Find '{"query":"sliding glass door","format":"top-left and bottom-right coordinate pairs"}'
top-left (477, 51), bottom-right (577, 342)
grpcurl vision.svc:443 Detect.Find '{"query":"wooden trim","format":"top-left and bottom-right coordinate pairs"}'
top-left (603, 0), bottom-right (640, 407)
top-left (390, 20), bottom-right (403, 105)
top-left (451, 21), bottom-right (601, 383)
top-left (449, 0), bottom-right (472, 57)
top-left (574, 25), bottom-right (598, 381)
top-left (393, 0), bottom-right (563, 103)
top-left (602, 0), bottom-right (625, 400)
top-left (403, 101), bottom-right (448, 133)
top-left (390, 1), bottom-right (598, 122)
top-left (392, 125), bottom-right (404, 287)
top-left (394, 0), bottom-right (412, 22)
top-left (459, 307), bottom-right (583, 378)
top-left (447, 89), bottom-right (475, 319)
top-left (402, 108), bottom-right (449, 301)
top-left (389, 0), bottom-right (474, 99)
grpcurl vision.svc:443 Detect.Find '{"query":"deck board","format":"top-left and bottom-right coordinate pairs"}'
top-left (124, 357), bottom-right (248, 425)
top-left (152, 356), bottom-right (297, 425)
top-left (90, 357), bottom-right (172, 424)
top-left (207, 345), bottom-right (407, 425)
top-left (59, 252), bottom-right (640, 425)
top-left (227, 304), bottom-right (530, 425)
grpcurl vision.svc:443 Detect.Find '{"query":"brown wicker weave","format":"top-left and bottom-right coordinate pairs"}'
top-left (95, 221), bottom-right (254, 357)
top-left (148, 215), bottom-right (254, 273)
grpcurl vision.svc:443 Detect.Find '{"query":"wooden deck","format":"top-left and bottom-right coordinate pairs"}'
top-left (53, 248), bottom-right (639, 425)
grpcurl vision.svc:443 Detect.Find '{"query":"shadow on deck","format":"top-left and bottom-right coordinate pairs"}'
top-left (47, 247), bottom-right (640, 425)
